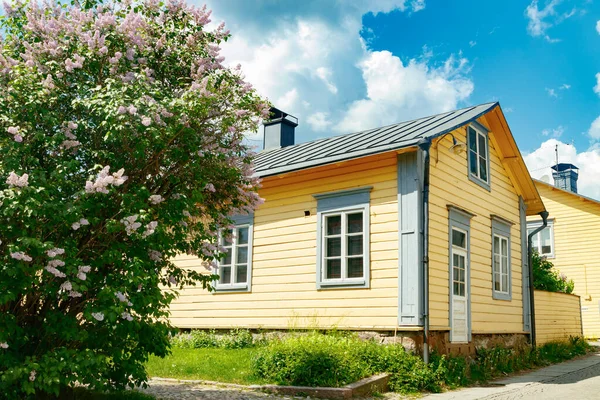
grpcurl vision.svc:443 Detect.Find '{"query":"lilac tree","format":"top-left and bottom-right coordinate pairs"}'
top-left (0, 0), bottom-right (267, 397)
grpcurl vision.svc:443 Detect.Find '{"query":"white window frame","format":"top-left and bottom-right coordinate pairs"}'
top-left (313, 187), bottom-right (372, 290)
top-left (491, 217), bottom-right (512, 301)
top-left (320, 208), bottom-right (368, 286)
top-left (214, 220), bottom-right (253, 292)
top-left (451, 227), bottom-right (468, 299)
top-left (467, 123), bottom-right (491, 191)
top-left (493, 234), bottom-right (510, 296)
top-left (527, 220), bottom-right (555, 259)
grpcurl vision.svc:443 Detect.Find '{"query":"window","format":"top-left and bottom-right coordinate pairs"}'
top-left (322, 211), bottom-right (366, 281)
top-left (215, 215), bottom-right (253, 292)
top-left (527, 221), bottom-right (554, 258)
top-left (493, 235), bottom-right (509, 294)
top-left (314, 187), bottom-right (371, 289)
top-left (467, 124), bottom-right (490, 190)
top-left (452, 228), bottom-right (467, 298)
top-left (492, 218), bottom-right (511, 300)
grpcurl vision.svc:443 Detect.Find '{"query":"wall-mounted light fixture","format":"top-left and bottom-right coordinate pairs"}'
top-left (432, 132), bottom-right (467, 164)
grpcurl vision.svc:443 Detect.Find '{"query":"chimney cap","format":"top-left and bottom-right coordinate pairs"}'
top-left (551, 163), bottom-right (579, 172)
top-left (264, 107), bottom-right (298, 128)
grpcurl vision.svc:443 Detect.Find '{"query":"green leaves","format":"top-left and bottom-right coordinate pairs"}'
top-left (532, 251), bottom-right (575, 294)
top-left (0, 0), bottom-right (267, 397)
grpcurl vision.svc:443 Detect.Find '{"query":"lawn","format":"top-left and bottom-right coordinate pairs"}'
top-left (145, 347), bottom-right (270, 385)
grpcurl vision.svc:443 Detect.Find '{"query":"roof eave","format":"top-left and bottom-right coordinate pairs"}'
top-left (484, 105), bottom-right (546, 216)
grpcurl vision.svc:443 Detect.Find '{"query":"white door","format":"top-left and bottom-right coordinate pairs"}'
top-left (451, 228), bottom-right (469, 343)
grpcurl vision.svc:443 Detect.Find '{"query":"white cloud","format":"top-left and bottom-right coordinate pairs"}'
top-left (411, 0), bottom-right (426, 12)
top-left (315, 67), bottom-right (338, 94)
top-left (596, 20), bottom-right (600, 34)
top-left (541, 125), bottom-right (564, 138)
top-left (524, 139), bottom-right (600, 200)
top-left (525, 0), bottom-right (576, 42)
top-left (469, 40), bottom-right (477, 47)
top-left (336, 51), bottom-right (473, 132)
top-left (594, 73), bottom-right (600, 96)
top-left (276, 89), bottom-right (299, 112)
top-left (545, 83), bottom-right (570, 98)
top-left (206, 0), bottom-right (466, 143)
top-left (545, 88), bottom-right (558, 97)
top-left (588, 116), bottom-right (600, 140)
top-left (307, 112), bottom-right (333, 131)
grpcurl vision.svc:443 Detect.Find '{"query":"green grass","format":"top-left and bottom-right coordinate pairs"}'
top-left (145, 347), bottom-right (270, 385)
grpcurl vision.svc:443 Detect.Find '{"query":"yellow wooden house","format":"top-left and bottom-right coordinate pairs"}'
top-left (527, 171), bottom-right (600, 338)
top-left (170, 102), bottom-right (546, 353)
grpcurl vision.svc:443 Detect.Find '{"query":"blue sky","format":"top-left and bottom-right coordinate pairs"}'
top-left (361, 0), bottom-right (600, 153)
top-left (200, 0), bottom-right (600, 199)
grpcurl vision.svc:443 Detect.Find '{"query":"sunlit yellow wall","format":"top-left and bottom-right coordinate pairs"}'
top-left (530, 182), bottom-right (600, 338)
top-left (169, 152), bottom-right (400, 330)
top-left (534, 290), bottom-right (582, 343)
top-left (428, 117), bottom-right (525, 335)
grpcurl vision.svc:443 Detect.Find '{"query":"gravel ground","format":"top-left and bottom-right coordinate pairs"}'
top-left (137, 379), bottom-right (409, 400)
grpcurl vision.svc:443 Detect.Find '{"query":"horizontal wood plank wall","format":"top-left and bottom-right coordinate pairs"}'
top-left (429, 118), bottom-right (524, 335)
top-left (531, 183), bottom-right (600, 338)
top-left (169, 152), bottom-right (400, 330)
top-left (534, 290), bottom-right (582, 344)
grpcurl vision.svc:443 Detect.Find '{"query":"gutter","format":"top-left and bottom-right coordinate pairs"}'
top-left (417, 138), bottom-right (431, 364)
top-left (526, 211), bottom-right (549, 348)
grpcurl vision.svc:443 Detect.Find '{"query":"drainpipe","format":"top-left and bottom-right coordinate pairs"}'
top-left (417, 138), bottom-right (431, 364)
top-left (527, 210), bottom-right (549, 348)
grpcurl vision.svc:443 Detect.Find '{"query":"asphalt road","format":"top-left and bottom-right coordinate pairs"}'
top-left (483, 361), bottom-right (600, 400)
top-left (424, 353), bottom-right (600, 400)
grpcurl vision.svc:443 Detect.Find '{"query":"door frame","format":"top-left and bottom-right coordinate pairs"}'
top-left (448, 206), bottom-right (473, 343)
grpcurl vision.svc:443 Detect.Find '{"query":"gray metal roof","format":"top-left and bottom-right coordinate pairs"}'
top-left (254, 102), bottom-right (498, 177)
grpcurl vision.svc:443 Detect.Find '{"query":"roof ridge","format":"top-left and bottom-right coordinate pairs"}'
top-left (257, 101), bottom-right (498, 156)
top-left (254, 102), bottom-right (499, 177)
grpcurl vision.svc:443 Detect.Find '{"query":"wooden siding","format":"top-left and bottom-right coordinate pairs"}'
top-left (428, 117), bottom-right (525, 335)
top-left (530, 183), bottom-right (600, 338)
top-left (169, 152), bottom-right (400, 330)
top-left (534, 290), bottom-right (582, 344)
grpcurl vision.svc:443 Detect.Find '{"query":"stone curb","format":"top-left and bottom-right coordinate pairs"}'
top-left (150, 373), bottom-right (390, 399)
top-left (150, 377), bottom-right (249, 389)
top-left (252, 373), bottom-right (390, 399)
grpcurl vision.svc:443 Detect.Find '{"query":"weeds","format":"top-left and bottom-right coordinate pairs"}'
top-left (167, 330), bottom-right (592, 394)
top-left (171, 328), bottom-right (258, 349)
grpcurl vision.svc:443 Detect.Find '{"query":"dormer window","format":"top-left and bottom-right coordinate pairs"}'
top-left (467, 123), bottom-right (490, 191)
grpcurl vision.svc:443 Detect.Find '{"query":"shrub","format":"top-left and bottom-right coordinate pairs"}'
top-left (251, 332), bottom-right (591, 394)
top-left (532, 251), bottom-right (575, 294)
top-left (0, 0), bottom-right (268, 397)
top-left (252, 333), bottom-right (371, 387)
top-left (251, 332), bottom-right (447, 392)
top-left (369, 344), bottom-right (442, 393)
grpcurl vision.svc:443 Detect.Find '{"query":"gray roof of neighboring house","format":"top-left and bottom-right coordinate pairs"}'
top-left (254, 102), bottom-right (498, 177)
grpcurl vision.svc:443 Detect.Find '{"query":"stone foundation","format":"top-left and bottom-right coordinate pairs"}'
top-left (427, 331), bottom-right (529, 356)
